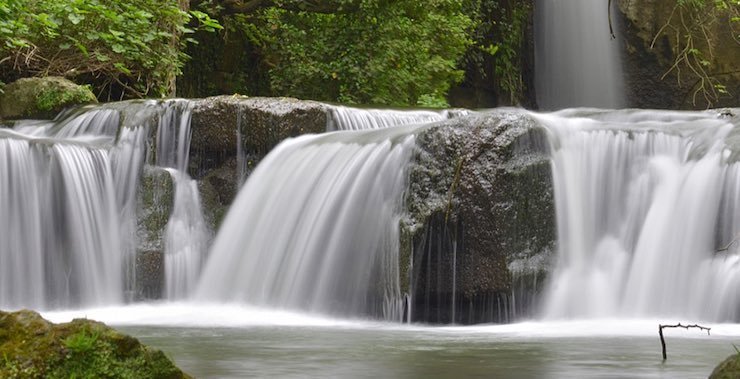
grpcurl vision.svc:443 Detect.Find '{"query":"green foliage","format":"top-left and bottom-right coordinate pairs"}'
top-left (223, 0), bottom-right (472, 106)
top-left (0, 0), bottom-right (220, 99)
top-left (48, 333), bottom-right (180, 379)
top-left (462, 0), bottom-right (531, 105)
top-left (63, 328), bottom-right (99, 354)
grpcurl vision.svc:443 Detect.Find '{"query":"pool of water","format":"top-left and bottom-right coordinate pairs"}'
top-left (44, 304), bottom-right (740, 378)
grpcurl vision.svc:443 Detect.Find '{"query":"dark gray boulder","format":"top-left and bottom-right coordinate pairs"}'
top-left (403, 109), bottom-right (555, 323)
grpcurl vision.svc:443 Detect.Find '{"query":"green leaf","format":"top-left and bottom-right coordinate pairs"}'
top-left (67, 12), bottom-right (83, 25)
top-left (113, 62), bottom-right (131, 75)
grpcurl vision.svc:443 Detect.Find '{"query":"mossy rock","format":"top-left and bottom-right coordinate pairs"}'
top-left (0, 309), bottom-right (191, 379)
top-left (0, 77), bottom-right (97, 120)
top-left (710, 353), bottom-right (740, 379)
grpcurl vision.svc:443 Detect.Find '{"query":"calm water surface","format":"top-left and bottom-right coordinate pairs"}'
top-left (45, 305), bottom-right (740, 378)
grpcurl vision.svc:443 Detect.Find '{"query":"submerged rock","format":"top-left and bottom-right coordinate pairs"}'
top-left (0, 77), bottom-right (97, 120)
top-left (0, 309), bottom-right (190, 378)
top-left (403, 109), bottom-right (555, 323)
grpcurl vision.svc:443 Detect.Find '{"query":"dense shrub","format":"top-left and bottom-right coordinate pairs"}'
top-left (0, 0), bottom-right (220, 99)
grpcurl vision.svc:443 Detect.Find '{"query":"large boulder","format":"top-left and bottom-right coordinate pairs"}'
top-left (0, 77), bottom-right (97, 120)
top-left (618, 0), bottom-right (740, 109)
top-left (403, 109), bottom-right (555, 324)
top-left (189, 96), bottom-right (329, 228)
top-left (0, 309), bottom-right (190, 378)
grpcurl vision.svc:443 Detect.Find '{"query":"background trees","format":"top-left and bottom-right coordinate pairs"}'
top-left (0, 0), bottom-right (528, 107)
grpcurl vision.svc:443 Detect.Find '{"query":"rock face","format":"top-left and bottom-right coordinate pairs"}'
top-left (190, 96), bottom-right (328, 228)
top-left (0, 309), bottom-right (190, 378)
top-left (135, 167), bottom-right (174, 300)
top-left (403, 109), bottom-right (555, 324)
top-left (0, 77), bottom-right (97, 120)
top-left (618, 0), bottom-right (740, 109)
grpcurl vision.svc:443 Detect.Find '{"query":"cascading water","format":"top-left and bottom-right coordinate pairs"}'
top-left (328, 105), bottom-right (448, 130)
top-left (195, 108), bottom-right (439, 319)
top-left (0, 100), bottom-right (209, 309)
top-left (154, 100), bottom-right (209, 300)
top-left (534, 0), bottom-right (624, 109)
top-left (0, 128), bottom-right (123, 309)
top-left (538, 110), bottom-right (740, 322)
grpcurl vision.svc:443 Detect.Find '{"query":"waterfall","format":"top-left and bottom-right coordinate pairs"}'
top-left (196, 124), bottom-right (424, 320)
top-left (538, 110), bottom-right (740, 321)
top-left (154, 100), bottom-right (209, 300)
top-left (534, 0), bottom-right (624, 109)
top-left (0, 133), bottom-right (123, 309)
top-left (0, 100), bottom-right (208, 309)
top-left (328, 105), bottom-right (448, 130)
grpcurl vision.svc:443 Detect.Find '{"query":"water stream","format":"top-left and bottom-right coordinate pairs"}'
top-left (537, 110), bottom-right (740, 321)
top-left (534, 0), bottom-right (625, 109)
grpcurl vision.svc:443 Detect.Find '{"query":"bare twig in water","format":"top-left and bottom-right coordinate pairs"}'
top-left (659, 323), bottom-right (711, 360)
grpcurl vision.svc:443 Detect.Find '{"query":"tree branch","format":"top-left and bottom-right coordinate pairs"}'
top-left (658, 323), bottom-right (711, 360)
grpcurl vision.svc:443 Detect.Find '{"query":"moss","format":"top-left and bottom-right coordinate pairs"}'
top-left (138, 167), bottom-right (174, 240)
top-left (710, 353), bottom-right (740, 379)
top-left (36, 84), bottom-right (96, 112)
top-left (0, 310), bottom-right (190, 379)
top-left (0, 77), bottom-right (97, 119)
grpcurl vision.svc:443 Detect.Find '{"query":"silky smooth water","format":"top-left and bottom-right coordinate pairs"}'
top-left (534, 0), bottom-right (624, 109)
top-left (537, 110), bottom-right (740, 321)
top-left (196, 125), bottom-right (427, 320)
top-left (328, 105), bottom-right (448, 130)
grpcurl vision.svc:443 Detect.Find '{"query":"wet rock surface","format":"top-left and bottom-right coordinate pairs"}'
top-left (403, 109), bottom-right (555, 323)
top-left (188, 96), bottom-right (329, 229)
top-left (135, 167), bottom-right (174, 300)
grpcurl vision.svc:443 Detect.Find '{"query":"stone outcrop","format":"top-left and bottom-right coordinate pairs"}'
top-left (618, 0), bottom-right (740, 109)
top-left (403, 109), bottom-right (555, 323)
top-left (189, 96), bottom-right (328, 228)
top-left (0, 77), bottom-right (97, 120)
top-left (0, 310), bottom-right (190, 378)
